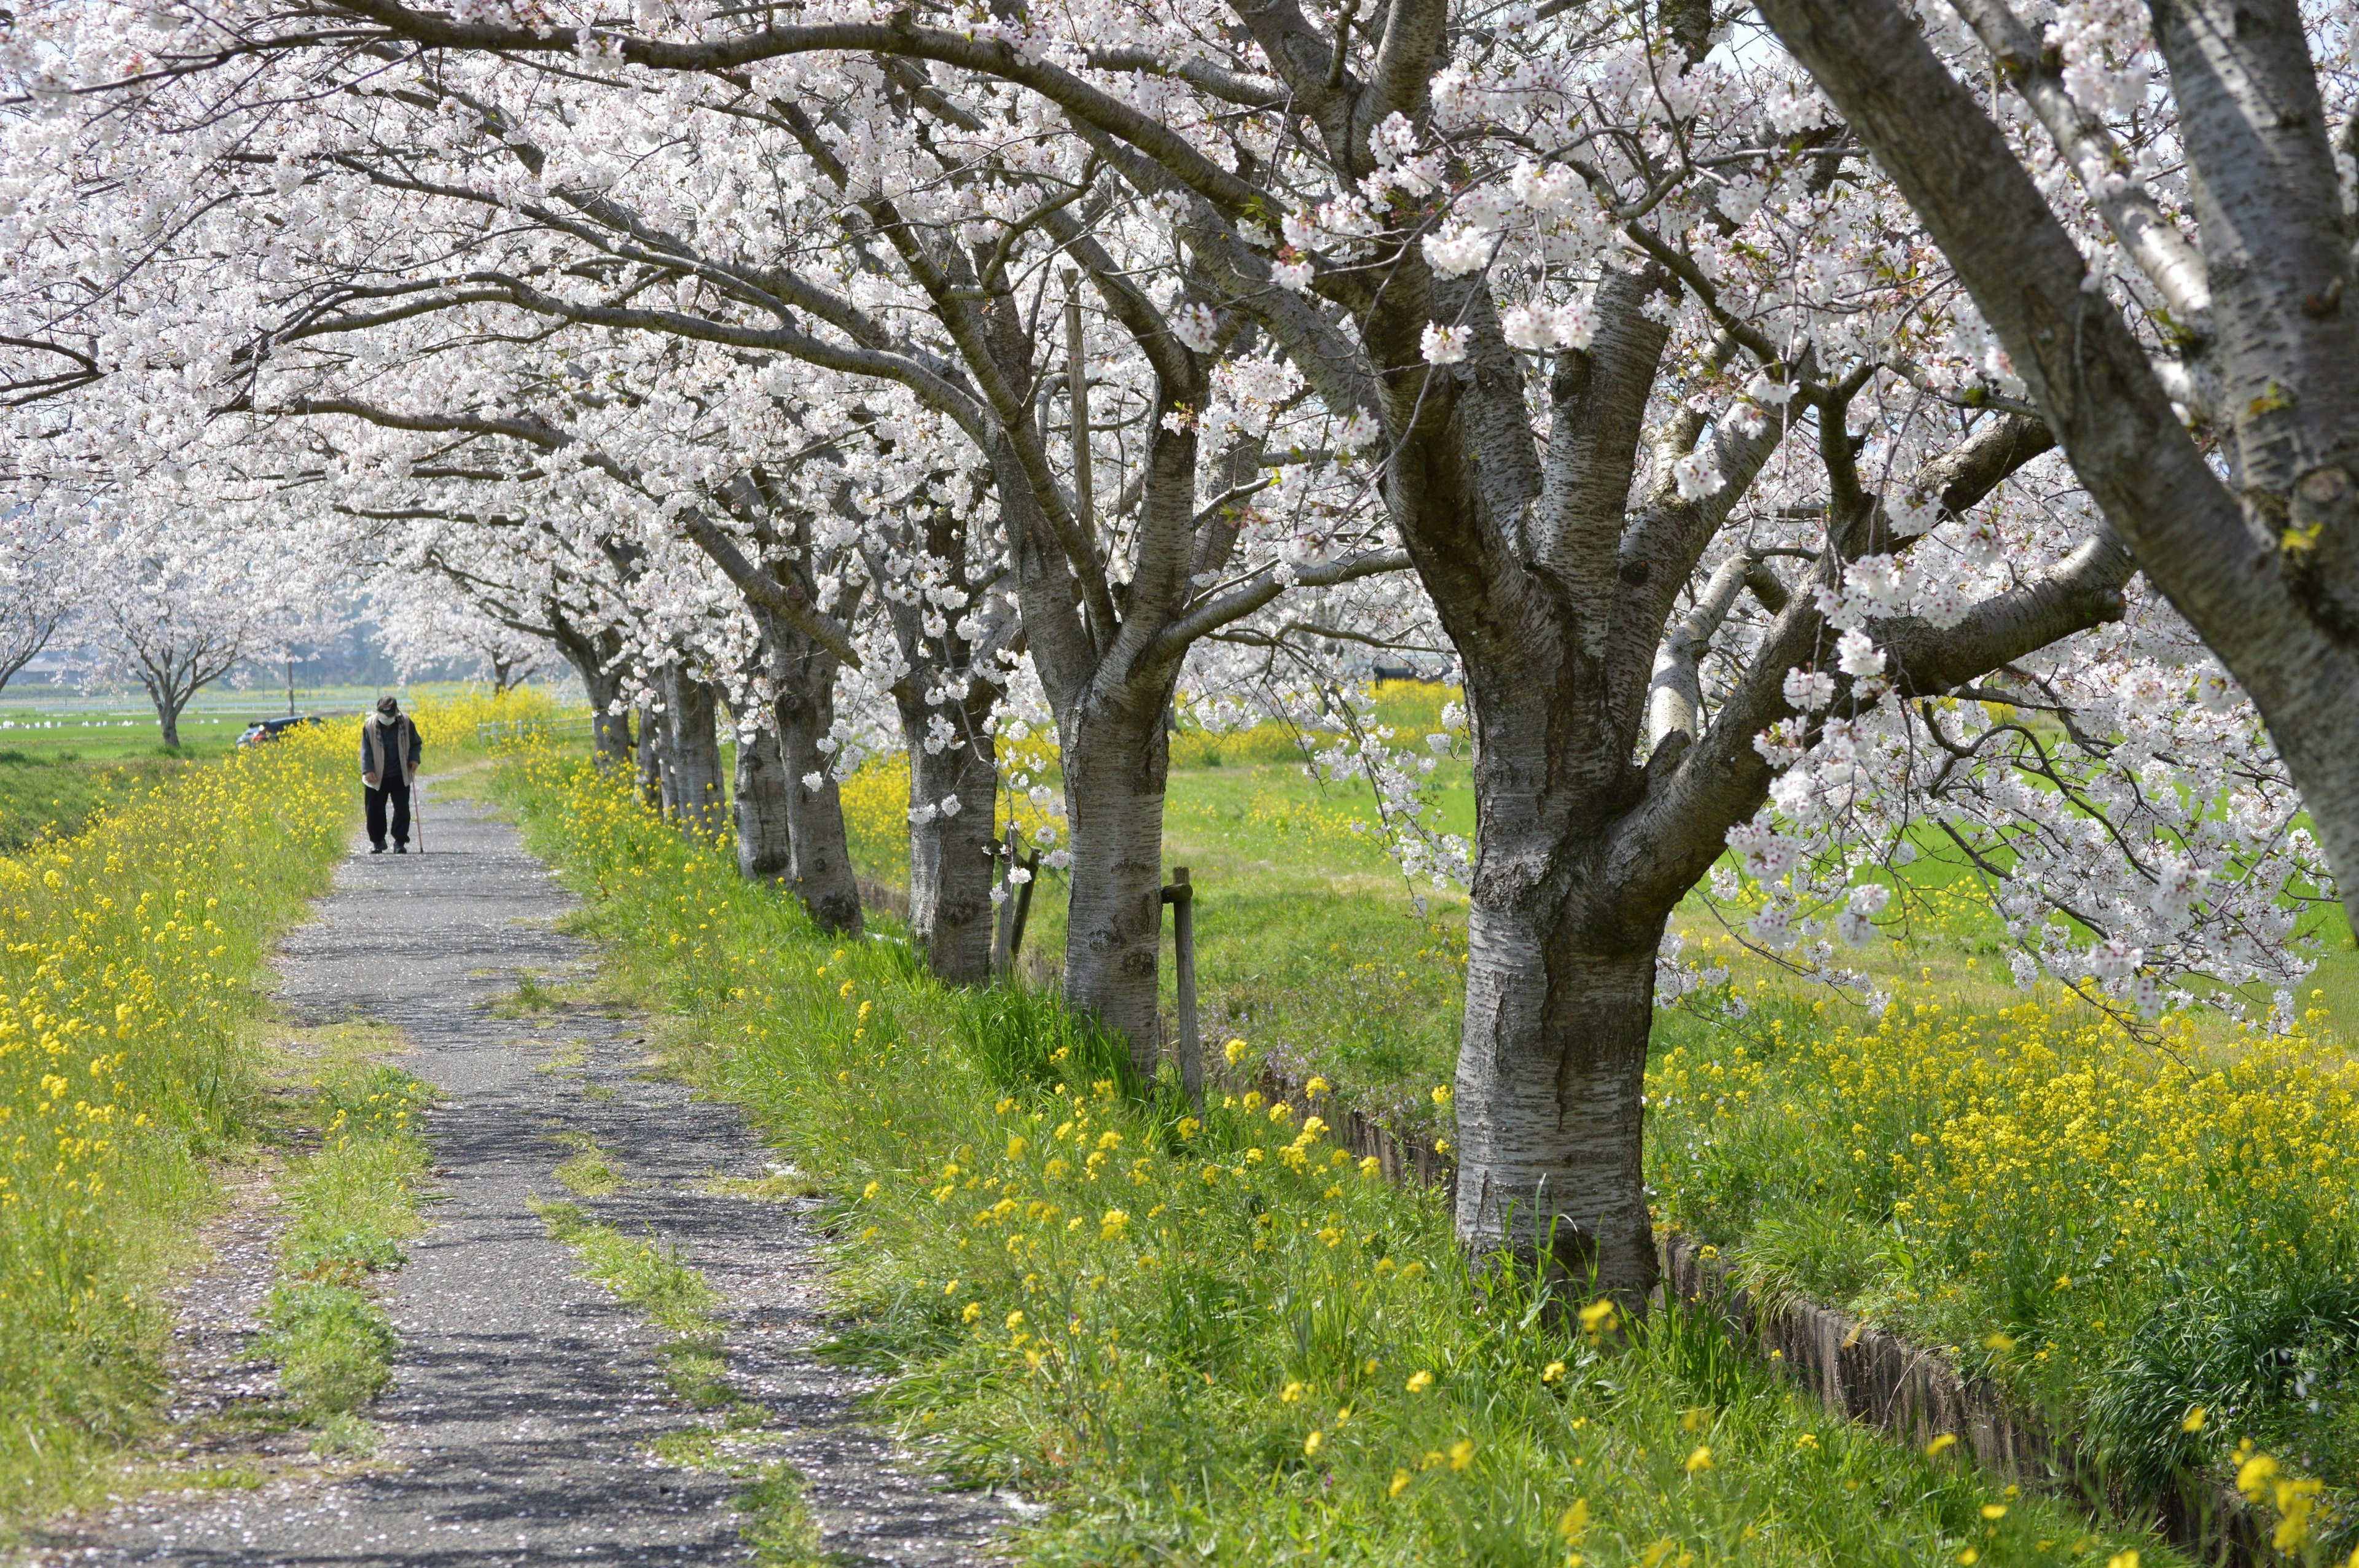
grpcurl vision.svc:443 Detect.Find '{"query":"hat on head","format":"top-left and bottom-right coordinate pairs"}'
top-left (375, 696), bottom-right (400, 715)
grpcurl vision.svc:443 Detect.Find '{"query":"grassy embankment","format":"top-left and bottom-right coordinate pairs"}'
top-left (498, 741), bottom-right (2182, 1567)
top-left (0, 724), bottom-right (355, 1526)
top-left (820, 685), bottom-right (2359, 1554)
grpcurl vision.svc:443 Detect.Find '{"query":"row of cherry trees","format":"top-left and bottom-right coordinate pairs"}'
top-left (4, 0), bottom-right (2352, 1301)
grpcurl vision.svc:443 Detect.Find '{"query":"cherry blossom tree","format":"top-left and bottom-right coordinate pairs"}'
top-left (374, 580), bottom-right (554, 692)
top-left (12, 49), bottom-right (1409, 1002)
top-left (71, 518), bottom-right (303, 746)
top-left (0, 0), bottom-right (2335, 1308)
top-left (1755, 0), bottom-right (2359, 935)
top-left (0, 512), bottom-right (80, 695)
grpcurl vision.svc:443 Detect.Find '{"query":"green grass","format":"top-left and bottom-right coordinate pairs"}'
top-left (0, 747), bottom-right (208, 849)
top-left (551, 1131), bottom-right (625, 1196)
top-left (530, 1189), bottom-right (829, 1562)
top-left (735, 1461), bottom-right (831, 1568)
top-left (530, 1197), bottom-right (734, 1408)
top-left (550, 714), bottom-right (2359, 1555)
top-left (495, 746), bottom-right (2180, 1567)
top-left (842, 754), bottom-right (1476, 1120)
top-left (253, 1058), bottom-right (434, 1454)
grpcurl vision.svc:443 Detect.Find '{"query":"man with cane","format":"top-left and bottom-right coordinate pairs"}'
top-left (360, 696), bottom-right (424, 854)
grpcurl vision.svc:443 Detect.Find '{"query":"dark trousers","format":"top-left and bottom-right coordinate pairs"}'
top-left (366, 781), bottom-right (411, 848)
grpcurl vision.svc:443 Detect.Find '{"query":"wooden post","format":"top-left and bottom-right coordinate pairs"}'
top-left (1161, 867), bottom-right (1200, 1109)
top-left (1007, 847), bottom-right (1041, 970)
top-left (992, 821), bottom-right (1022, 978)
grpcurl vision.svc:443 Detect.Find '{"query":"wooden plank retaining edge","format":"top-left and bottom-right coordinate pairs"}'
top-left (1657, 1235), bottom-right (2261, 1565)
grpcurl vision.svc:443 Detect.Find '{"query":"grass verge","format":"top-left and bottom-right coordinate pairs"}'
top-left (1650, 994), bottom-right (2359, 1551)
top-left (0, 723), bottom-right (351, 1531)
top-left (253, 1055), bottom-right (434, 1455)
top-left (497, 744), bottom-right (2185, 1567)
top-left (832, 701), bottom-right (2359, 1552)
top-left (530, 1196), bottom-right (732, 1410)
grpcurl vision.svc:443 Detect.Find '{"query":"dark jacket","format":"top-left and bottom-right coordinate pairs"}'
top-left (361, 713), bottom-right (422, 789)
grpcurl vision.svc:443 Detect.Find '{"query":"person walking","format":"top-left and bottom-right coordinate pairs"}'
top-left (361, 696), bottom-right (423, 854)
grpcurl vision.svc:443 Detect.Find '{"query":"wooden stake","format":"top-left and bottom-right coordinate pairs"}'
top-left (1008, 847), bottom-right (1041, 970)
top-left (992, 821), bottom-right (1021, 978)
top-left (1161, 867), bottom-right (1200, 1109)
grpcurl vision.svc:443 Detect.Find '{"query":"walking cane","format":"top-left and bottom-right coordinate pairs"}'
top-left (415, 778), bottom-right (426, 855)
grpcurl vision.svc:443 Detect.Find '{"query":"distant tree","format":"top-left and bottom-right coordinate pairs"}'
top-left (0, 515), bottom-right (79, 695)
top-left (76, 525), bottom-right (290, 747)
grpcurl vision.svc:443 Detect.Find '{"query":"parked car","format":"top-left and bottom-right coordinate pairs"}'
top-left (237, 715), bottom-right (322, 747)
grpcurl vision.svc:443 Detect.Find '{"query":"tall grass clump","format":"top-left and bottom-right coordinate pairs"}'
top-left (497, 743), bottom-right (2175, 1567)
top-left (1650, 994), bottom-right (2359, 1547)
top-left (0, 724), bottom-right (350, 1524)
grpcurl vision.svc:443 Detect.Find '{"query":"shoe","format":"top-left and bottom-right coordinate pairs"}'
top-left (393, 843), bottom-right (408, 854)
top-left (370, 844), bottom-right (386, 854)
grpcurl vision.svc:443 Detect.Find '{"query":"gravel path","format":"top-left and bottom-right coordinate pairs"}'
top-left (41, 784), bottom-right (1005, 1568)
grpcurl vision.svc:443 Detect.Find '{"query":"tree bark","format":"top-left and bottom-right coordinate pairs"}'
top-left (1453, 930), bottom-right (1661, 1298)
top-left (551, 623), bottom-right (635, 769)
top-left (1057, 685), bottom-right (1175, 1070)
top-left (729, 719), bottom-right (794, 883)
top-left (862, 486), bottom-right (1011, 987)
top-left (900, 687), bottom-right (1000, 983)
top-left (770, 634), bottom-right (863, 935)
top-left (657, 665), bottom-right (726, 836)
top-left (635, 699), bottom-right (666, 811)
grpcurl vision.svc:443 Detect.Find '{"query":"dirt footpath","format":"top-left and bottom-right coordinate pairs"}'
top-left (37, 785), bottom-right (1004, 1568)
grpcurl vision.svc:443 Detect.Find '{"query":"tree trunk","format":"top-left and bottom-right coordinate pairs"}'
top-left (657, 665), bottom-right (726, 837)
top-left (554, 632), bottom-right (635, 770)
top-left (1058, 690), bottom-right (1174, 1074)
top-left (592, 700), bottom-right (634, 771)
top-left (1452, 921), bottom-right (1661, 1308)
top-left (636, 700), bottom-right (666, 811)
top-left (898, 689), bottom-right (1000, 985)
top-left (730, 722), bottom-right (794, 883)
top-left (772, 644), bottom-right (862, 935)
top-left (158, 699), bottom-right (182, 749)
